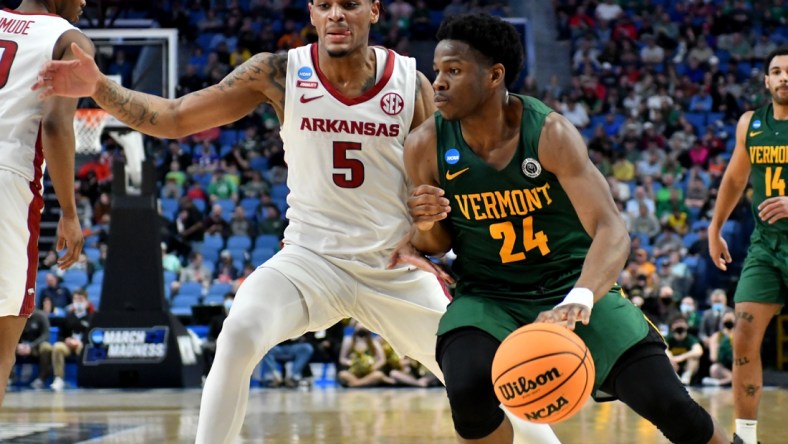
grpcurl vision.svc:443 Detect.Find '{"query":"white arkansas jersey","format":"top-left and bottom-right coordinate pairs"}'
top-left (0, 9), bottom-right (76, 184)
top-left (280, 44), bottom-right (416, 262)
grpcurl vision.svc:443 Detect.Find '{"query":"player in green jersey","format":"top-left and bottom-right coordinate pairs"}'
top-left (709, 46), bottom-right (788, 444)
top-left (392, 13), bottom-right (728, 444)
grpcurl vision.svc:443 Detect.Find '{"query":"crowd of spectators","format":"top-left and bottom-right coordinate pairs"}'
top-left (543, 0), bottom-right (787, 382)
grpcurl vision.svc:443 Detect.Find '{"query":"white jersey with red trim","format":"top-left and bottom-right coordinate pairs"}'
top-left (0, 9), bottom-right (76, 184)
top-left (280, 43), bottom-right (417, 263)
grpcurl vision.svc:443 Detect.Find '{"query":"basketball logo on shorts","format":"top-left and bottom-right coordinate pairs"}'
top-left (522, 158), bottom-right (542, 178)
top-left (380, 92), bottom-right (404, 116)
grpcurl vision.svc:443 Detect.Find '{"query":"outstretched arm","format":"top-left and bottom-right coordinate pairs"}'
top-left (535, 113), bottom-right (630, 329)
top-left (34, 43), bottom-right (284, 138)
top-left (709, 111), bottom-right (752, 270)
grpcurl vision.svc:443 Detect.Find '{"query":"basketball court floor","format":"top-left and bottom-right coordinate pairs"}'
top-left (2, 385), bottom-right (787, 443)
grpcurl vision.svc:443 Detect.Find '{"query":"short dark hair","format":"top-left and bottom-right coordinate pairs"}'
top-left (436, 13), bottom-right (524, 88)
top-left (764, 46), bottom-right (788, 72)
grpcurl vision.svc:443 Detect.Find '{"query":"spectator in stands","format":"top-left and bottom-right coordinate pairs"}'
top-left (337, 324), bottom-right (389, 388)
top-left (180, 251), bottom-right (212, 290)
top-left (560, 96), bottom-right (590, 128)
top-left (177, 64), bottom-right (209, 97)
top-left (49, 289), bottom-right (93, 392)
top-left (204, 204), bottom-right (230, 238)
top-left (228, 206), bottom-right (254, 238)
top-left (192, 140), bottom-right (221, 173)
top-left (612, 151), bottom-right (636, 182)
top-left (689, 87), bottom-right (714, 113)
top-left (175, 197), bottom-right (205, 249)
top-left (257, 203), bottom-right (286, 239)
top-left (626, 186), bottom-right (656, 218)
top-left (162, 242), bottom-right (183, 274)
top-left (207, 170), bottom-right (239, 203)
top-left (665, 205), bottom-right (690, 236)
top-left (202, 292), bottom-right (233, 379)
top-left (388, 355), bottom-right (439, 388)
top-left (38, 273), bottom-right (72, 310)
top-left (595, 0), bottom-right (622, 22)
top-left (92, 192), bottom-right (112, 227)
top-left (214, 250), bottom-right (239, 284)
top-left (703, 310), bottom-right (735, 387)
top-left (687, 38), bottom-right (715, 66)
top-left (305, 321), bottom-right (345, 368)
top-left (240, 170), bottom-right (270, 199)
top-left (40, 295), bottom-right (65, 318)
top-left (679, 295), bottom-right (701, 336)
top-left (666, 315), bottom-right (704, 385)
top-left (654, 227), bottom-right (684, 258)
top-left (261, 338), bottom-right (314, 388)
top-left (19, 309), bottom-right (53, 390)
top-left (631, 203), bottom-right (661, 242)
top-left (162, 174), bottom-right (184, 200)
top-left (699, 289), bottom-right (734, 348)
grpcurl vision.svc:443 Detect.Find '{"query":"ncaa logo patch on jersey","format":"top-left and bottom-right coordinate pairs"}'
top-left (521, 158), bottom-right (542, 178)
top-left (752, 120), bottom-right (762, 129)
top-left (445, 148), bottom-right (460, 165)
top-left (297, 67), bottom-right (313, 80)
top-left (380, 92), bottom-right (404, 116)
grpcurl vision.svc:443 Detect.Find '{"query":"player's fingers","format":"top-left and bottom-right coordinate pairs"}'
top-left (757, 197), bottom-right (779, 211)
top-left (412, 184), bottom-right (445, 197)
top-left (722, 248), bottom-right (732, 263)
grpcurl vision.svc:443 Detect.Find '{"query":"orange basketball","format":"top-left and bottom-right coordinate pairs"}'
top-left (491, 322), bottom-right (595, 424)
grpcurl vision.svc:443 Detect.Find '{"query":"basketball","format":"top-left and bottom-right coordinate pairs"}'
top-left (491, 323), bottom-right (595, 424)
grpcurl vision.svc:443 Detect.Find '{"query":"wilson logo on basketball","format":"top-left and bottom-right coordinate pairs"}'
top-left (380, 92), bottom-right (404, 116)
top-left (524, 396), bottom-right (569, 421)
top-left (497, 367), bottom-right (562, 401)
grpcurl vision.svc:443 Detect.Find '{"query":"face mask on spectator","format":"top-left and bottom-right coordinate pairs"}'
top-left (680, 303), bottom-right (693, 314)
top-left (712, 302), bottom-right (725, 312)
top-left (73, 302), bottom-right (87, 313)
top-left (224, 300), bottom-right (233, 312)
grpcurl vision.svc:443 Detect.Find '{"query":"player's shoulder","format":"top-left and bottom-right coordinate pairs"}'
top-left (405, 114), bottom-right (437, 150)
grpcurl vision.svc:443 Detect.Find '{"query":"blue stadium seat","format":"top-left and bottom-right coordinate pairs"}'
top-left (160, 197), bottom-right (179, 219)
top-left (178, 282), bottom-right (204, 299)
top-left (250, 156), bottom-right (269, 173)
top-left (188, 325), bottom-right (210, 339)
top-left (62, 270), bottom-right (88, 290)
top-left (270, 184), bottom-right (289, 199)
top-left (91, 269), bottom-right (104, 285)
top-left (86, 283), bottom-right (102, 308)
top-left (684, 112), bottom-right (706, 132)
top-left (203, 294), bottom-right (225, 305)
top-left (203, 233), bottom-right (224, 251)
top-left (226, 235), bottom-right (252, 251)
top-left (84, 247), bottom-right (101, 265)
top-left (251, 247), bottom-right (276, 265)
top-left (208, 282), bottom-right (233, 297)
top-left (255, 234), bottom-right (280, 250)
top-left (193, 198), bottom-right (207, 214)
top-left (240, 197), bottom-right (259, 217)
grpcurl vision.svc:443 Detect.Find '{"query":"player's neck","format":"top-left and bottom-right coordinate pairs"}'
top-left (460, 92), bottom-right (520, 153)
top-left (16, 1), bottom-right (50, 14)
top-left (773, 101), bottom-right (788, 121)
top-left (316, 45), bottom-right (376, 93)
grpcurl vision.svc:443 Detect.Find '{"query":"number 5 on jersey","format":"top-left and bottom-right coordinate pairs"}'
top-left (333, 141), bottom-right (364, 188)
top-left (489, 217), bottom-right (550, 264)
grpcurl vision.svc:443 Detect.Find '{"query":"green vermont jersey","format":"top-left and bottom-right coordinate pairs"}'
top-left (746, 104), bottom-right (788, 236)
top-left (436, 95), bottom-right (592, 301)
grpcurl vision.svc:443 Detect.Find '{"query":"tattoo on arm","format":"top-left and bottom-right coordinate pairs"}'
top-left (736, 311), bottom-right (755, 323)
top-left (735, 356), bottom-right (751, 366)
top-left (744, 384), bottom-right (760, 397)
top-left (96, 81), bottom-right (159, 127)
top-left (263, 53), bottom-right (288, 97)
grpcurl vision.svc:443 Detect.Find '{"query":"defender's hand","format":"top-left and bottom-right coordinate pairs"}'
top-left (33, 42), bottom-right (102, 99)
top-left (56, 214), bottom-right (84, 270)
top-left (388, 230), bottom-right (454, 285)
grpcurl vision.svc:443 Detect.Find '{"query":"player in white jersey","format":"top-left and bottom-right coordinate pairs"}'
top-left (33, 1), bottom-right (559, 443)
top-left (0, 0), bottom-right (90, 406)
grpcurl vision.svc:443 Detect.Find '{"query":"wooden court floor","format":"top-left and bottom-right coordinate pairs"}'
top-left (1, 386), bottom-right (787, 443)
